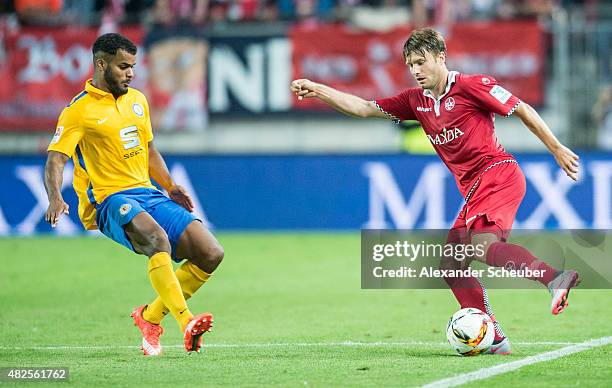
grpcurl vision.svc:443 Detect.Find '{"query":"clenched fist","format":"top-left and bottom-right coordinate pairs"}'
top-left (290, 79), bottom-right (319, 100)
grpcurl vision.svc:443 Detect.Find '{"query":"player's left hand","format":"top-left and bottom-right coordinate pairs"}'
top-left (168, 185), bottom-right (194, 212)
top-left (553, 145), bottom-right (580, 181)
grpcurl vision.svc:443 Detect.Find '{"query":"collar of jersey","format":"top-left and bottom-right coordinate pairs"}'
top-left (85, 79), bottom-right (118, 99)
top-left (423, 70), bottom-right (459, 116)
top-left (422, 70), bottom-right (459, 102)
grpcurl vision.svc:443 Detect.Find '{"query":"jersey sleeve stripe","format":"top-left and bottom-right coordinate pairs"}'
top-left (372, 100), bottom-right (401, 124)
top-left (506, 100), bottom-right (521, 117)
top-left (86, 183), bottom-right (97, 205)
top-left (75, 145), bottom-right (87, 171)
top-left (67, 91), bottom-right (88, 107)
top-left (75, 146), bottom-right (97, 204)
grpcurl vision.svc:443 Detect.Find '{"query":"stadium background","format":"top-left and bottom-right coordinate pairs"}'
top-left (0, 0), bottom-right (611, 233)
top-left (0, 1), bottom-right (611, 386)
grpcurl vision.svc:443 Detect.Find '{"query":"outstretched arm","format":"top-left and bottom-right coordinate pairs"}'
top-left (44, 151), bottom-right (70, 228)
top-left (290, 79), bottom-right (389, 119)
top-left (148, 141), bottom-right (194, 212)
top-left (514, 102), bottom-right (580, 181)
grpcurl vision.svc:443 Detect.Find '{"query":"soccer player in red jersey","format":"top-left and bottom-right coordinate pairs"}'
top-left (291, 27), bottom-right (580, 355)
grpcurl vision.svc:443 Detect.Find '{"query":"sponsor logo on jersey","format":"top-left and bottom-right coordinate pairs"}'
top-left (119, 203), bottom-right (132, 216)
top-left (50, 126), bottom-right (63, 144)
top-left (132, 103), bottom-right (144, 117)
top-left (444, 97), bottom-right (455, 111)
top-left (416, 106), bottom-right (432, 112)
top-left (427, 127), bottom-right (464, 145)
top-left (120, 126), bottom-right (140, 150)
top-left (489, 85), bottom-right (512, 104)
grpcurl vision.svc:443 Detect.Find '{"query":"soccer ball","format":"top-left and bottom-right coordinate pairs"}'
top-left (446, 308), bottom-right (495, 356)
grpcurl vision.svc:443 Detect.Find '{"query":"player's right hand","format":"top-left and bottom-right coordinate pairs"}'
top-left (45, 198), bottom-right (69, 228)
top-left (168, 184), bottom-right (194, 212)
top-left (290, 79), bottom-right (318, 100)
top-left (552, 144), bottom-right (580, 181)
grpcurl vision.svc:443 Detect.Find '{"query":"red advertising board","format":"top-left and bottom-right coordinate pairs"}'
top-left (0, 21), bottom-right (544, 131)
top-left (0, 27), bottom-right (143, 132)
top-left (290, 21), bottom-right (544, 111)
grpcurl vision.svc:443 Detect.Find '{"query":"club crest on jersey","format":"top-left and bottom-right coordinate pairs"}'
top-left (119, 203), bottom-right (132, 216)
top-left (132, 103), bottom-right (144, 117)
top-left (482, 77), bottom-right (491, 85)
top-left (427, 127), bottom-right (464, 145)
top-left (444, 97), bottom-right (455, 111)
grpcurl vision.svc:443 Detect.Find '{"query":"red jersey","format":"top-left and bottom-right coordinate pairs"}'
top-left (374, 71), bottom-right (521, 199)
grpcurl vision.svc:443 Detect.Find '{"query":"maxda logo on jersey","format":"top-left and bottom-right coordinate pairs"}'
top-left (427, 127), bottom-right (465, 145)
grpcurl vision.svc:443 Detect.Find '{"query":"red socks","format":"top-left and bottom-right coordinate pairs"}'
top-left (444, 275), bottom-right (506, 341)
top-left (443, 220), bottom-right (559, 343)
top-left (486, 242), bottom-right (558, 286)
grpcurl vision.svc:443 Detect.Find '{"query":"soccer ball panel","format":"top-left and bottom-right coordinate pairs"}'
top-left (446, 308), bottom-right (495, 356)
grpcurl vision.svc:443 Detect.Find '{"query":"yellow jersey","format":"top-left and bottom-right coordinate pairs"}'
top-left (48, 80), bottom-right (155, 230)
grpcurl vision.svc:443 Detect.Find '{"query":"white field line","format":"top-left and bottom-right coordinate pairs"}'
top-left (422, 336), bottom-right (612, 388)
top-left (0, 340), bottom-right (586, 351)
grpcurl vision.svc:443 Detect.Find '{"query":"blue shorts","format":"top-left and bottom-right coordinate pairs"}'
top-left (96, 187), bottom-right (198, 262)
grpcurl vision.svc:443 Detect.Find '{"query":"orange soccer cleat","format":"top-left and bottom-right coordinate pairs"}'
top-left (184, 313), bottom-right (214, 353)
top-left (131, 305), bottom-right (164, 356)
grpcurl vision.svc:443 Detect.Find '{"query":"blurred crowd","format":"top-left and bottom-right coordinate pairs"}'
top-left (593, 84), bottom-right (612, 149)
top-left (0, 0), bottom-right (602, 31)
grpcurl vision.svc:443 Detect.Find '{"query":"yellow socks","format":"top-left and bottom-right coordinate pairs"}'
top-left (143, 260), bottom-right (211, 327)
top-left (147, 252), bottom-right (193, 331)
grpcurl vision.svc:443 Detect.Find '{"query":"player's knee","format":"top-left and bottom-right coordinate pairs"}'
top-left (439, 255), bottom-right (459, 271)
top-left (141, 228), bottom-right (170, 256)
top-left (205, 243), bottom-right (225, 269)
top-left (211, 244), bottom-right (224, 265)
top-left (470, 233), bottom-right (498, 263)
top-left (193, 243), bottom-right (224, 273)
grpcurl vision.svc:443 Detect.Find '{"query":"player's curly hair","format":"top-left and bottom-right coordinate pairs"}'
top-left (92, 33), bottom-right (137, 60)
top-left (403, 28), bottom-right (446, 60)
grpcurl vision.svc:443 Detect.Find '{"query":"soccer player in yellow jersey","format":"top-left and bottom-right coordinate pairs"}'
top-left (43, 33), bottom-right (223, 356)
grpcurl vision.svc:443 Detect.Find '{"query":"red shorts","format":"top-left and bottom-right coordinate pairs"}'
top-left (448, 161), bottom-right (526, 243)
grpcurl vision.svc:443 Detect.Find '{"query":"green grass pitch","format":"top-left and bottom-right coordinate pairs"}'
top-left (0, 234), bottom-right (610, 387)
